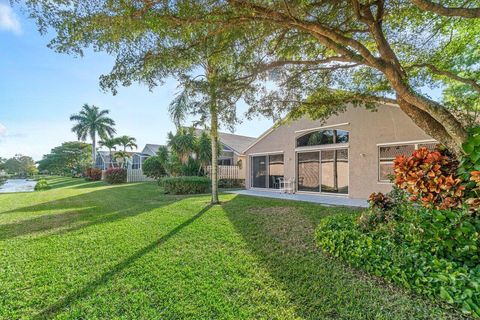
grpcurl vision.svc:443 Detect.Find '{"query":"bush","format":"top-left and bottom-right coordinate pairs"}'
top-left (316, 207), bottom-right (480, 317)
top-left (142, 156), bottom-right (166, 180)
top-left (218, 178), bottom-right (244, 189)
top-left (34, 179), bottom-right (50, 191)
top-left (105, 168), bottom-right (127, 184)
top-left (394, 147), bottom-right (464, 209)
top-left (85, 168), bottom-right (102, 181)
top-left (159, 176), bottom-right (210, 194)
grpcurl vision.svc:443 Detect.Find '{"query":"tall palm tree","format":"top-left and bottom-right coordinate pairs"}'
top-left (99, 137), bottom-right (118, 168)
top-left (70, 104), bottom-right (116, 166)
top-left (116, 135), bottom-right (138, 152)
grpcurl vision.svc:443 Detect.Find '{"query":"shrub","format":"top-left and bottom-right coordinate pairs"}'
top-left (85, 168), bottom-right (102, 181)
top-left (317, 208), bottom-right (480, 317)
top-left (159, 176), bottom-right (210, 194)
top-left (142, 156), bottom-right (166, 180)
top-left (218, 178), bottom-right (244, 189)
top-left (394, 147), bottom-right (464, 209)
top-left (105, 168), bottom-right (127, 184)
top-left (34, 179), bottom-right (50, 191)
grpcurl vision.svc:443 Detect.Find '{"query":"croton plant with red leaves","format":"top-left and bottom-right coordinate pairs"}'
top-left (393, 147), bottom-right (465, 209)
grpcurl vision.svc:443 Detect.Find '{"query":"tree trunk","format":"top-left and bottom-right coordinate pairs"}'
top-left (210, 103), bottom-right (220, 204)
top-left (397, 99), bottom-right (464, 155)
top-left (91, 133), bottom-right (96, 167)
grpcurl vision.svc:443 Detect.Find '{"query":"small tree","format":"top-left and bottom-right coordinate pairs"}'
top-left (142, 156), bottom-right (166, 180)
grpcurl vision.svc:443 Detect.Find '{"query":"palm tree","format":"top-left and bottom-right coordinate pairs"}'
top-left (114, 151), bottom-right (130, 169)
top-left (116, 135), bottom-right (138, 152)
top-left (166, 128), bottom-right (196, 165)
top-left (99, 138), bottom-right (118, 168)
top-left (70, 104), bottom-right (116, 166)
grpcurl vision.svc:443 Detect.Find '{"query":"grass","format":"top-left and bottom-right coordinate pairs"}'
top-left (0, 176), bottom-right (468, 319)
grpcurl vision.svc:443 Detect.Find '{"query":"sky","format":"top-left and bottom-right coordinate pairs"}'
top-left (0, 2), bottom-right (274, 161)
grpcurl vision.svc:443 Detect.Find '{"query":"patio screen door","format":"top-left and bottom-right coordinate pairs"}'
top-left (251, 156), bottom-right (267, 188)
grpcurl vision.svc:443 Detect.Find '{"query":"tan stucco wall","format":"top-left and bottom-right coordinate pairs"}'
top-left (236, 154), bottom-right (247, 179)
top-left (244, 104), bottom-right (433, 199)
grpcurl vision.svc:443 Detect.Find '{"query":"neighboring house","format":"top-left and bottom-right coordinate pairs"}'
top-left (142, 144), bottom-right (165, 157)
top-left (192, 128), bottom-right (256, 166)
top-left (243, 103), bottom-right (437, 200)
top-left (95, 151), bottom-right (139, 170)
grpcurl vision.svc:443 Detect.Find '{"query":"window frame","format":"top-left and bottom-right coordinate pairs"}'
top-left (377, 140), bottom-right (437, 183)
top-left (296, 129), bottom-right (350, 148)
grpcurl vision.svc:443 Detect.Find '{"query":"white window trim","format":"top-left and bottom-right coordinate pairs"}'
top-left (294, 122), bottom-right (350, 134)
top-left (377, 139), bottom-right (437, 147)
top-left (295, 143), bottom-right (349, 152)
top-left (249, 150), bottom-right (284, 156)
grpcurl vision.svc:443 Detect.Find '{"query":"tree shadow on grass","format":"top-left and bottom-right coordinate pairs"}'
top-left (222, 195), bottom-right (463, 320)
top-left (0, 184), bottom-right (185, 241)
top-left (33, 204), bottom-right (212, 320)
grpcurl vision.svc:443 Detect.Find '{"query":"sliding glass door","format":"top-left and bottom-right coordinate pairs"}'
top-left (297, 149), bottom-right (349, 194)
top-left (268, 154), bottom-right (284, 189)
top-left (297, 152), bottom-right (320, 192)
top-left (251, 154), bottom-right (284, 189)
top-left (320, 149), bottom-right (349, 194)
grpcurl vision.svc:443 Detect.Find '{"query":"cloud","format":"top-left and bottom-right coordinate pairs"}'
top-left (0, 3), bottom-right (21, 34)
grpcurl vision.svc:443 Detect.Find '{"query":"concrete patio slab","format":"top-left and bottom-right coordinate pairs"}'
top-left (226, 189), bottom-right (368, 208)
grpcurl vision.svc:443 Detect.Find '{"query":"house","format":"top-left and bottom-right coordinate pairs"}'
top-left (243, 103), bottom-right (437, 200)
top-left (192, 128), bottom-right (256, 167)
top-left (95, 151), bottom-right (114, 170)
top-left (142, 144), bottom-right (164, 157)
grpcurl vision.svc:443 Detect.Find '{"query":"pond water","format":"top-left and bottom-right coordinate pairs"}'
top-left (0, 179), bottom-right (37, 193)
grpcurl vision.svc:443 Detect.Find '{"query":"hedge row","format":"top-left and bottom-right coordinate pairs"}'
top-left (316, 213), bottom-right (480, 317)
top-left (159, 176), bottom-right (210, 194)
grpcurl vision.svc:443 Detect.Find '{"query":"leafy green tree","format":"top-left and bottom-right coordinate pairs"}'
top-left (38, 142), bottom-right (92, 175)
top-left (99, 138), bottom-right (118, 168)
top-left (115, 135), bottom-right (137, 152)
top-left (4, 154), bottom-right (37, 177)
top-left (142, 156), bottom-right (166, 180)
top-left (70, 104), bottom-right (116, 166)
top-left (19, 0), bottom-right (480, 156)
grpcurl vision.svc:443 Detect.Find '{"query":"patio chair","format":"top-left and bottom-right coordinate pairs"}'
top-left (282, 177), bottom-right (295, 194)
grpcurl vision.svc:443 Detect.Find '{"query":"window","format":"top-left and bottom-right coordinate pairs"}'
top-left (378, 142), bottom-right (438, 182)
top-left (218, 158), bottom-right (232, 166)
top-left (296, 129), bottom-right (349, 148)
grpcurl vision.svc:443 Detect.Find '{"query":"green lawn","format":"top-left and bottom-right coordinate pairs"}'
top-left (0, 177), bottom-right (467, 319)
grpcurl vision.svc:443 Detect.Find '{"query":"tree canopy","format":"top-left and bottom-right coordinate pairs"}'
top-left (37, 141), bottom-right (92, 175)
top-left (3, 154), bottom-right (38, 177)
top-left (19, 0), bottom-right (480, 155)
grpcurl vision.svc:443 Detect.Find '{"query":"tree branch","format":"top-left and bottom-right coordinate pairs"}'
top-left (411, 63), bottom-right (480, 93)
top-left (411, 0), bottom-right (480, 18)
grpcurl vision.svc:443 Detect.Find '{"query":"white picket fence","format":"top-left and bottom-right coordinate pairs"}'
top-left (127, 168), bottom-right (154, 182)
top-left (206, 165), bottom-right (240, 179)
